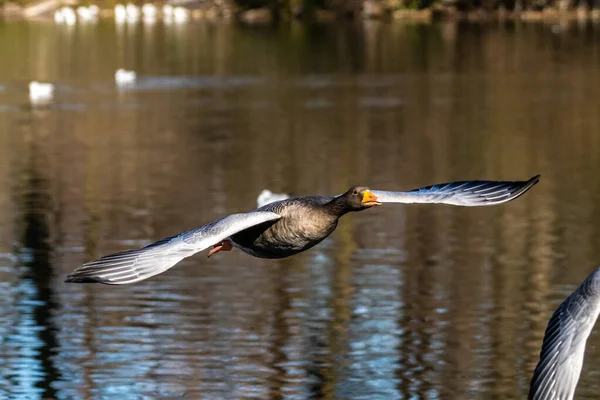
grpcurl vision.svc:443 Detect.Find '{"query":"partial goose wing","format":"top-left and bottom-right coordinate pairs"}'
top-left (529, 267), bottom-right (600, 400)
top-left (256, 189), bottom-right (291, 208)
top-left (370, 175), bottom-right (540, 207)
top-left (65, 211), bottom-right (281, 285)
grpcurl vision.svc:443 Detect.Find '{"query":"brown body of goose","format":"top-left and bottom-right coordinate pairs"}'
top-left (65, 176), bottom-right (539, 285)
top-left (230, 189), bottom-right (378, 259)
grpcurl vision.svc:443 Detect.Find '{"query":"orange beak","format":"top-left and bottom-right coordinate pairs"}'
top-left (361, 190), bottom-right (382, 207)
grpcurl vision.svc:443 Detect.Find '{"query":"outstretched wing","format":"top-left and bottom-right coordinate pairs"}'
top-left (370, 175), bottom-right (540, 207)
top-left (529, 267), bottom-right (600, 400)
top-left (65, 211), bottom-right (281, 285)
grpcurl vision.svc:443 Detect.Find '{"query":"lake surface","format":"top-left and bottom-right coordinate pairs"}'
top-left (0, 18), bottom-right (600, 399)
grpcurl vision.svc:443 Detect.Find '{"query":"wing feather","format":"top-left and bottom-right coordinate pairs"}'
top-left (65, 211), bottom-right (281, 285)
top-left (370, 175), bottom-right (540, 207)
top-left (528, 267), bottom-right (600, 400)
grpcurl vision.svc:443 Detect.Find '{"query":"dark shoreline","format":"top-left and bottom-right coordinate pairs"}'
top-left (2, 0), bottom-right (600, 24)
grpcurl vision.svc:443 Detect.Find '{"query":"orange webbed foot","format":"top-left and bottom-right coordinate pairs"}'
top-left (207, 240), bottom-right (233, 258)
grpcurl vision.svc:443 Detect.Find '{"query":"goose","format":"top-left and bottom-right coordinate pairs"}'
top-left (115, 69), bottom-right (136, 85)
top-left (257, 189), bottom-right (291, 208)
top-left (529, 266), bottom-right (600, 400)
top-left (29, 81), bottom-right (54, 102)
top-left (65, 175), bottom-right (539, 285)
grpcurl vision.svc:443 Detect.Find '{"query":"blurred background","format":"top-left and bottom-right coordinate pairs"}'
top-left (0, 5), bottom-right (600, 400)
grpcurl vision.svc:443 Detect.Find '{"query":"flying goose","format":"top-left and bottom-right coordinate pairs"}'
top-left (66, 175), bottom-right (539, 285)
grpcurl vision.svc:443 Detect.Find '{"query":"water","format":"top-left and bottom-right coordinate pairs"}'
top-left (0, 18), bottom-right (599, 399)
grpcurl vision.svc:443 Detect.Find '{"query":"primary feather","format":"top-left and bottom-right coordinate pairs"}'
top-left (529, 267), bottom-right (600, 400)
top-left (371, 175), bottom-right (540, 206)
top-left (65, 211), bottom-right (281, 284)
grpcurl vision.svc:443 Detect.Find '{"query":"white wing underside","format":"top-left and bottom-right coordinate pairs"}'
top-left (65, 211), bottom-right (281, 285)
top-left (529, 267), bottom-right (600, 400)
top-left (371, 175), bottom-right (540, 206)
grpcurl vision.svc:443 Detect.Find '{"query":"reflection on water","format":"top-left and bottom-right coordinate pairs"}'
top-left (0, 18), bottom-right (600, 399)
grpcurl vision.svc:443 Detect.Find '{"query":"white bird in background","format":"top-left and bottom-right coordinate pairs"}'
top-left (256, 189), bottom-right (291, 208)
top-left (115, 69), bottom-right (136, 86)
top-left (114, 4), bottom-right (127, 22)
top-left (29, 81), bottom-right (54, 103)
